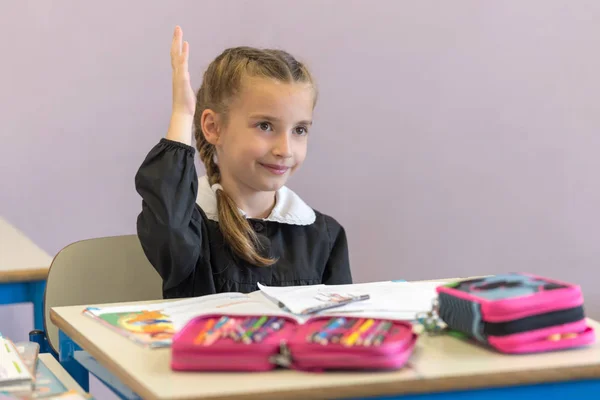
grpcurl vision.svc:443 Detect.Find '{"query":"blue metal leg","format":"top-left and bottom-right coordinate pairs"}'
top-left (59, 330), bottom-right (90, 392)
top-left (27, 280), bottom-right (46, 331)
top-left (0, 280), bottom-right (46, 331)
top-left (29, 329), bottom-right (58, 358)
top-left (74, 351), bottom-right (141, 400)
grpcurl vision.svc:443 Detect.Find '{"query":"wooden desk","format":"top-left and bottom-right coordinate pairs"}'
top-left (51, 300), bottom-right (600, 400)
top-left (0, 217), bottom-right (52, 330)
top-left (38, 353), bottom-right (89, 396)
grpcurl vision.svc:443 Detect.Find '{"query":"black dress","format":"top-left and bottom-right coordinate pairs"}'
top-left (135, 139), bottom-right (353, 299)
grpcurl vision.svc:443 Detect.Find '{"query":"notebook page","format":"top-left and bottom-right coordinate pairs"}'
top-left (258, 281), bottom-right (444, 319)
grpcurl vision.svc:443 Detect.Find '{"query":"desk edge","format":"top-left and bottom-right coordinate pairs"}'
top-left (50, 308), bottom-right (600, 400)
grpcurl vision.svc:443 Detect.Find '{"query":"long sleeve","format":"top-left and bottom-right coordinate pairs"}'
top-left (135, 138), bottom-right (204, 297)
top-left (322, 217), bottom-right (353, 285)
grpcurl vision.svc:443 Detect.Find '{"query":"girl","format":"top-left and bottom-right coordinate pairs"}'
top-left (135, 26), bottom-right (352, 299)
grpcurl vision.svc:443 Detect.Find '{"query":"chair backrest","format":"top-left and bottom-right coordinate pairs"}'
top-left (44, 234), bottom-right (163, 353)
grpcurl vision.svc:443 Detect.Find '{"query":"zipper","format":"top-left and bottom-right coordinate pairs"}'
top-left (481, 289), bottom-right (583, 322)
top-left (279, 335), bottom-right (415, 369)
top-left (173, 354), bottom-right (271, 366)
top-left (483, 306), bottom-right (585, 336)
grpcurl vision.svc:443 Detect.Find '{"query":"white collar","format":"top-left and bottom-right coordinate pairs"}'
top-left (195, 175), bottom-right (316, 226)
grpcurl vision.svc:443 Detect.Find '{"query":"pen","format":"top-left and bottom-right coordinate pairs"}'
top-left (301, 294), bottom-right (370, 315)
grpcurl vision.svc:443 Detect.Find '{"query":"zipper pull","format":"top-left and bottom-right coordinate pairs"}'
top-left (269, 340), bottom-right (292, 368)
top-left (416, 298), bottom-right (446, 335)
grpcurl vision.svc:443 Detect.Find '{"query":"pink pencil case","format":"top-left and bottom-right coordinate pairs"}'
top-left (436, 273), bottom-right (595, 354)
top-left (171, 314), bottom-right (417, 372)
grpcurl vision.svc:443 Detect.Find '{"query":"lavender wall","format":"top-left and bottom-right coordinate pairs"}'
top-left (2, 1), bottom-right (600, 395)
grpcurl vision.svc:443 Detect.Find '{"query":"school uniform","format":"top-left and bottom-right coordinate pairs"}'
top-left (135, 138), bottom-right (353, 299)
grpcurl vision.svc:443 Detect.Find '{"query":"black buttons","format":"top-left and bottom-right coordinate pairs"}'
top-left (253, 221), bottom-right (264, 232)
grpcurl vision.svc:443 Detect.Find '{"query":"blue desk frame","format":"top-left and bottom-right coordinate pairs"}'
top-left (0, 280), bottom-right (46, 331)
top-left (56, 329), bottom-right (600, 400)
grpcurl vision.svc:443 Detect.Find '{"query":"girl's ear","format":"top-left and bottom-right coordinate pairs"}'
top-left (201, 109), bottom-right (221, 145)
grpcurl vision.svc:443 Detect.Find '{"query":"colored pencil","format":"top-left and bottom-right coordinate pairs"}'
top-left (363, 321), bottom-right (392, 346)
top-left (372, 322), bottom-right (393, 346)
top-left (202, 318), bottom-right (236, 346)
top-left (251, 317), bottom-right (285, 343)
top-left (193, 318), bottom-right (217, 345)
top-left (341, 319), bottom-right (373, 347)
top-left (313, 318), bottom-right (346, 345)
top-left (242, 316), bottom-right (268, 344)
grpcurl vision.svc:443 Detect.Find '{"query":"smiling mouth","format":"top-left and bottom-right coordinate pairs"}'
top-left (259, 163), bottom-right (291, 175)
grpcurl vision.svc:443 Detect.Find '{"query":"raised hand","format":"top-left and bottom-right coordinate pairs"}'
top-left (170, 26), bottom-right (196, 117)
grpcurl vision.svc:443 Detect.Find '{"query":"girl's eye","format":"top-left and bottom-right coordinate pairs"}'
top-left (257, 122), bottom-right (272, 131)
top-left (294, 126), bottom-right (308, 136)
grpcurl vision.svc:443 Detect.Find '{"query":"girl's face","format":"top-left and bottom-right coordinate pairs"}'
top-left (207, 77), bottom-right (314, 194)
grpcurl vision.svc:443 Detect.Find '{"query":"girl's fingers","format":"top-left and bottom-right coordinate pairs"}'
top-left (171, 26), bottom-right (184, 68)
top-left (172, 27), bottom-right (183, 52)
top-left (182, 41), bottom-right (189, 63)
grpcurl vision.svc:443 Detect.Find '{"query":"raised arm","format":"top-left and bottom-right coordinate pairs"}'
top-left (135, 27), bottom-right (207, 298)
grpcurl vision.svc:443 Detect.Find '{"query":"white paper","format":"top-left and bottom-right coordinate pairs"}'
top-left (168, 291), bottom-right (300, 330)
top-left (258, 281), bottom-right (443, 319)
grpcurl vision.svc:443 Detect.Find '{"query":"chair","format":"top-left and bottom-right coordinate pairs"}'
top-left (30, 235), bottom-right (163, 398)
top-left (37, 234), bottom-right (163, 354)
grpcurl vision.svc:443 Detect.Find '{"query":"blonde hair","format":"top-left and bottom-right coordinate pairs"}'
top-left (193, 47), bottom-right (316, 267)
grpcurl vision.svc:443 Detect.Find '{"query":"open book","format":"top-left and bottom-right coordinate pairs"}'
top-left (0, 336), bottom-right (34, 395)
top-left (83, 280), bottom-right (443, 348)
top-left (82, 291), bottom-right (291, 348)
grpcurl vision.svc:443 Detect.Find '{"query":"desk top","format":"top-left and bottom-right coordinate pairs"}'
top-left (0, 217), bottom-right (52, 282)
top-left (38, 353), bottom-right (88, 396)
top-left (51, 298), bottom-right (600, 400)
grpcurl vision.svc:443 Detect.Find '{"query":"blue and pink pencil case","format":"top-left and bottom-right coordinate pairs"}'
top-left (436, 273), bottom-right (595, 353)
top-left (171, 314), bottom-right (417, 372)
